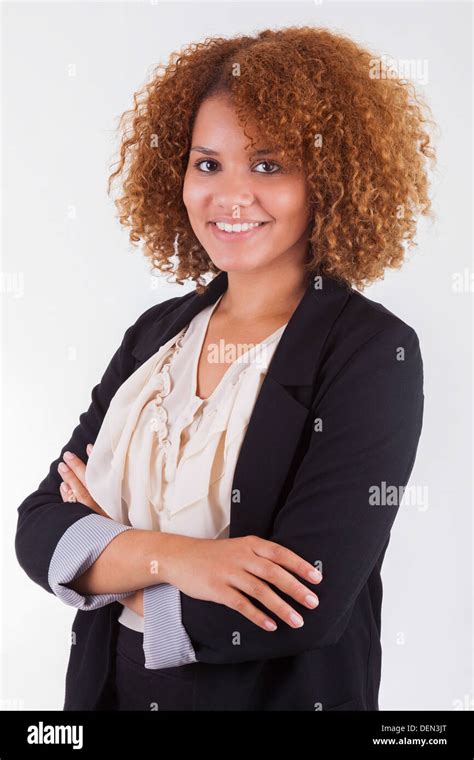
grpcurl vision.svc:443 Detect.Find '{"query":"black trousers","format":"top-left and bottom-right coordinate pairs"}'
top-left (113, 622), bottom-right (198, 711)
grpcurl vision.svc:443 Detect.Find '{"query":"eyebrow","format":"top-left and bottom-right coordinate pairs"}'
top-left (190, 146), bottom-right (277, 156)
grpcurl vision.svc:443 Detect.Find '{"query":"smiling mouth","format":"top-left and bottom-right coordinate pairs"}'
top-left (209, 221), bottom-right (269, 235)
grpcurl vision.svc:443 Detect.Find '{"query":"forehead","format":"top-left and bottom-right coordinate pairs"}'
top-left (191, 96), bottom-right (279, 155)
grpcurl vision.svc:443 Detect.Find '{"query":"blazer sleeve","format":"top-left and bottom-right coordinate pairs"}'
top-left (14, 302), bottom-right (174, 603)
top-left (176, 322), bottom-right (425, 665)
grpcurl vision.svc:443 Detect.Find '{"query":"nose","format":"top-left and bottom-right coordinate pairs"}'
top-left (213, 175), bottom-right (255, 212)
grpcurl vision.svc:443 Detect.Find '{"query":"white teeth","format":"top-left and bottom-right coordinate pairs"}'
top-left (214, 221), bottom-right (264, 233)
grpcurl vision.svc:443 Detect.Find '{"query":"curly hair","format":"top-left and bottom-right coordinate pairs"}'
top-left (107, 26), bottom-right (437, 295)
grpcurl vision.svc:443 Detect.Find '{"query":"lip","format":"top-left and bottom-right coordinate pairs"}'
top-left (208, 221), bottom-right (270, 242)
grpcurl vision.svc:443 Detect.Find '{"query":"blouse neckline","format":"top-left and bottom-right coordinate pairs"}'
top-left (187, 293), bottom-right (289, 404)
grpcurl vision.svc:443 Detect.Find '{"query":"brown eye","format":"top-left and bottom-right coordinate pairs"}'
top-left (253, 160), bottom-right (282, 174)
top-left (194, 159), bottom-right (218, 173)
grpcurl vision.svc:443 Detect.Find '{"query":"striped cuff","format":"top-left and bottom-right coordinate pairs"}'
top-left (48, 513), bottom-right (135, 610)
top-left (143, 583), bottom-right (198, 669)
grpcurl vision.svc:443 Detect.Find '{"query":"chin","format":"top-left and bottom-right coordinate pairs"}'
top-left (207, 252), bottom-right (270, 274)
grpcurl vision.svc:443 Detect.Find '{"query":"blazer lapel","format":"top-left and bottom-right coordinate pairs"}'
top-left (131, 269), bottom-right (351, 538)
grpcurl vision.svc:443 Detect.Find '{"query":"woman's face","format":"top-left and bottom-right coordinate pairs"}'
top-left (183, 95), bottom-right (312, 275)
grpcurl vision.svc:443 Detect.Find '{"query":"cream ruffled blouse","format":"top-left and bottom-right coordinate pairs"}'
top-left (85, 293), bottom-right (288, 631)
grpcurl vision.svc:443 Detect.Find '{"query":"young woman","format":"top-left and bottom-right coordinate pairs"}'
top-left (15, 26), bottom-right (436, 711)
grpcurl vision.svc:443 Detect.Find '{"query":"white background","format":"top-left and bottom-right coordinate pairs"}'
top-left (2, 0), bottom-right (472, 710)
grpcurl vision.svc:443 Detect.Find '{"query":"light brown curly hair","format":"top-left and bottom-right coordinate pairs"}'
top-left (107, 26), bottom-right (437, 295)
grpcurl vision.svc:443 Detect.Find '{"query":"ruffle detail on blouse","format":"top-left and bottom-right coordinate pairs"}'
top-left (85, 328), bottom-right (186, 524)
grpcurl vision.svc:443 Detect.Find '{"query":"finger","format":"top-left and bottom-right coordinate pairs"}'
top-left (238, 572), bottom-right (309, 629)
top-left (57, 461), bottom-right (90, 504)
top-left (62, 451), bottom-right (87, 487)
top-left (60, 481), bottom-right (77, 503)
top-left (223, 588), bottom-right (279, 632)
top-left (247, 557), bottom-right (320, 612)
top-left (58, 461), bottom-right (109, 517)
top-left (86, 443), bottom-right (94, 456)
top-left (254, 538), bottom-right (323, 584)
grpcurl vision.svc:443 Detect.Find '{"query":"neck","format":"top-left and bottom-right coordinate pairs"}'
top-left (217, 266), bottom-right (310, 322)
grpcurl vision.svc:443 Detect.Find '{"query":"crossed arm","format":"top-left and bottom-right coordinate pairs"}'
top-left (47, 507), bottom-right (199, 669)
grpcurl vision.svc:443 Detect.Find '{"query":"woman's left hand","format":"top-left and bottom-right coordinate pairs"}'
top-left (58, 444), bottom-right (110, 517)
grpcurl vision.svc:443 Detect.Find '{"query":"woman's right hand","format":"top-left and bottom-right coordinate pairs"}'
top-left (161, 534), bottom-right (323, 632)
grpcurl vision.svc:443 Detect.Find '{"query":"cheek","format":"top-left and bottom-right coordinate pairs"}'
top-left (267, 183), bottom-right (309, 227)
top-left (182, 176), bottom-right (206, 214)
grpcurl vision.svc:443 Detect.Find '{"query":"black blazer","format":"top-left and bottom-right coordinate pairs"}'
top-left (15, 269), bottom-right (424, 711)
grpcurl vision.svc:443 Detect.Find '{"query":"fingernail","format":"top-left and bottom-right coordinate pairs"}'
top-left (264, 620), bottom-right (277, 631)
top-left (60, 482), bottom-right (70, 493)
top-left (63, 451), bottom-right (74, 462)
top-left (86, 444), bottom-right (93, 455)
top-left (58, 462), bottom-right (68, 473)
top-left (308, 570), bottom-right (322, 582)
top-left (305, 594), bottom-right (319, 608)
top-left (290, 612), bottom-right (304, 627)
